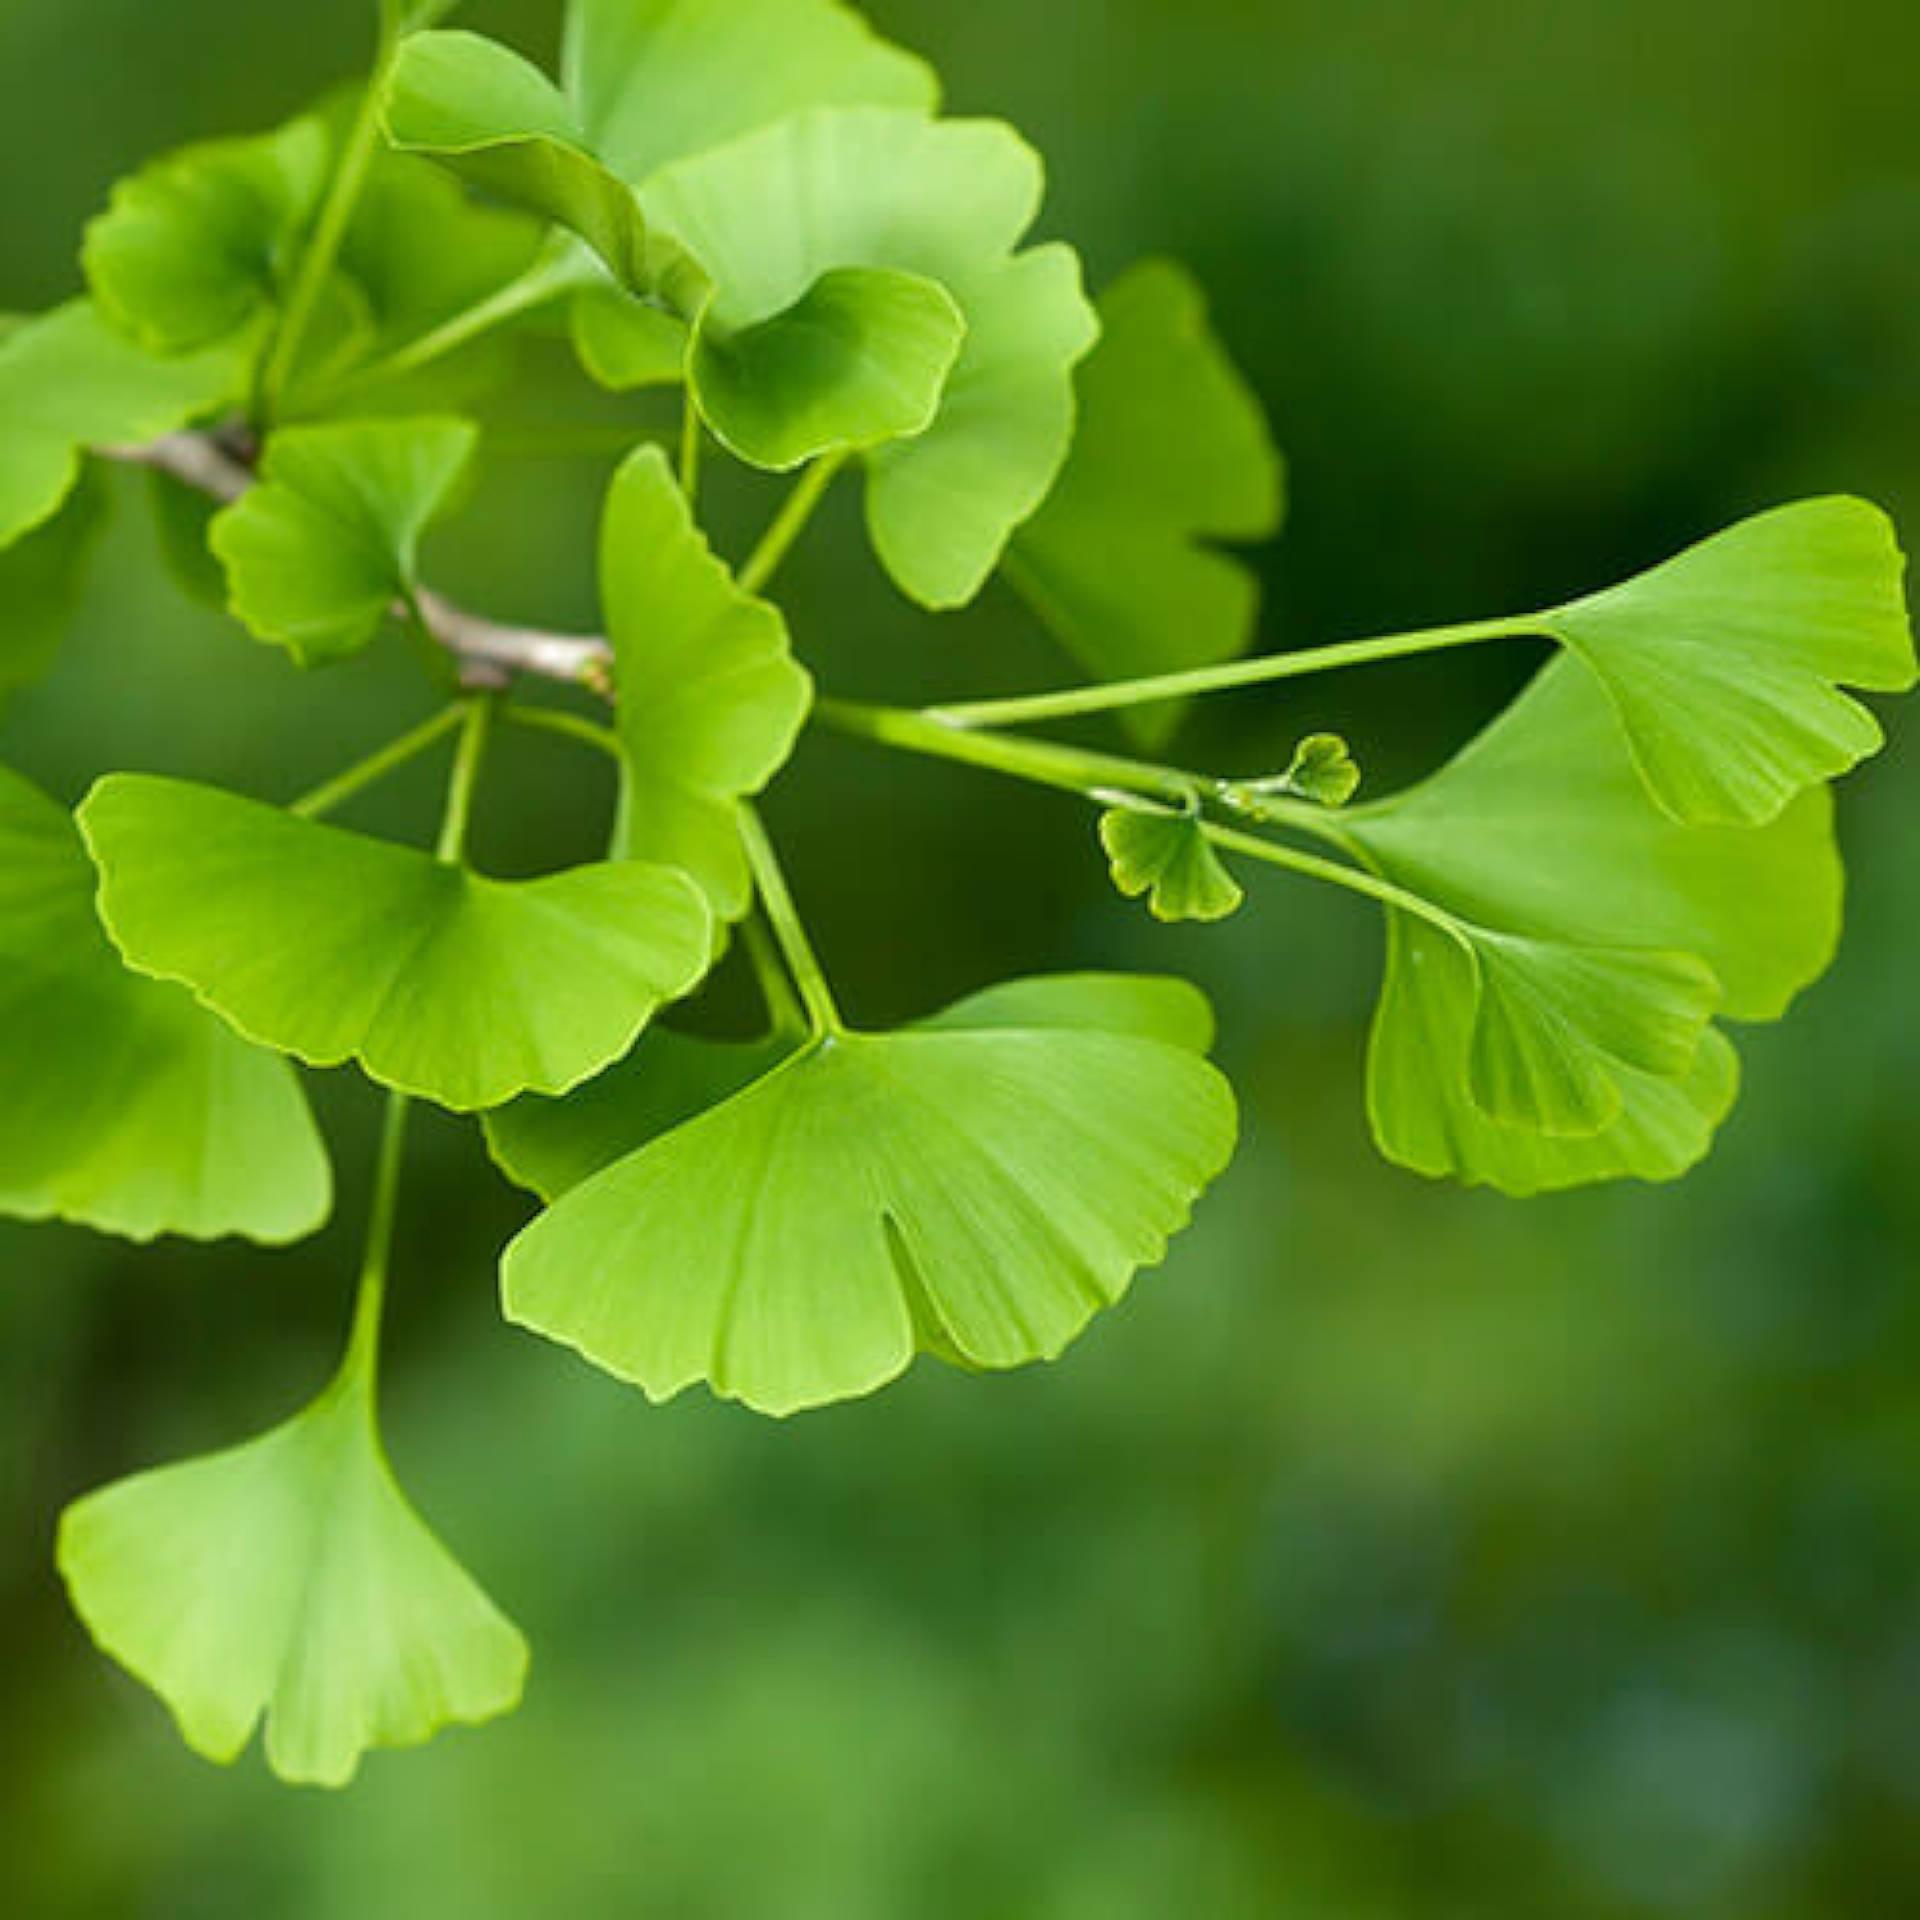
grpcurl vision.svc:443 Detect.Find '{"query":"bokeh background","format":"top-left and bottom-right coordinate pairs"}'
top-left (3, 0), bottom-right (1918, 1913)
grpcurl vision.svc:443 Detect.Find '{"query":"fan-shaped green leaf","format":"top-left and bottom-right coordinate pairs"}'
top-left (601, 446), bottom-right (811, 913)
top-left (0, 470), bottom-right (109, 697)
top-left (0, 301), bottom-right (251, 550)
top-left (209, 416), bottom-right (477, 664)
top-left (0, 764), bottom-right (329, 1242)
top-left (1010, 260), bottom-right (1283, 740)
top-left (1525, 498), bottom-right (1914, 825)
top-left (58, 1351), bottom-right (526, 1787)
top-left (570, 285), bottom-right (688, 389)
top-left (487, 970), bottom-right (1215, 1201)
top-left (501, 979), bottom-right (1237, 1415)
top-left (83, 116), bottom-right (332, 353)
top-left (1338, 659), bottom-right (1844, 1190)
top-left (79, 774), bottom-right (715, 1112)
top-left (1277, 734), bottom-right (1362, 809)
top-left (645, 108), bottom-right (1099, 603)
top-left (1099, 804), bottom-right (1244, 924)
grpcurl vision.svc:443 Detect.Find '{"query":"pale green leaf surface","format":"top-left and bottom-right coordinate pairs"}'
top-left (58, 1360), bottom-right (526, 1787)
top-left (486, 970), bottom-right (1215, 1201)
top-left (79, 774), bottom-right (714, 1112)
top-left (0, 301), bottom-right (250, 549)
top-left (601, 446), bottom-right (812, 913)
top-left (1532, 497), bottom-right (1914, 825)
top-left (502, 983), bottom-right (1237, 1415)
top-left (0, 764), bottom-right (329, 1242)
top-left (644, 109), bottom-right (1098, 601)
top-left (209, 417), bottom-right (477, 664)
top-left (82, 116), bottom-right (332, 352)
top-left (570, 285), bottom-right (689, 389)
top-left (1099, 805), bottom-right (1244, 924)
top-left (1339, 659), bottom-right (1844, 1189)
top-left (1011, 260), bottom-right (1283, 740)
top-left (0, 470), bottom-right (109, 697)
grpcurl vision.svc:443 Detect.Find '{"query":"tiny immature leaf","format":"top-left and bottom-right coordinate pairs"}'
top-left (83, 116), bottom-right (332, 353)
top-left (1011, 259), bottom-right (1283, 740)
top-left (79, 774), bottom-right (715, 1112)
top-left (0, 301), bottom-right (251, 550)
top-left (1280, 734), bottom-right (1361, 808)
top-left (601, 445), bottom-right (813, 915)
top-left (209, 416), bottom-right (477, 664)
top-left (0, 763), bottom-right (330, 1243)
top-left (59, 1353), bottom-right (527, 1787)
top-left (1528, 497), bottom-right (1915, 825)
top-left (501, 975), bottom-right (1237, 1415)
top-left (1099, 803), bottom-right (1244, 924)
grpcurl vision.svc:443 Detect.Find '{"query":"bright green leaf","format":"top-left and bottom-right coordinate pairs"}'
top-left (209, 416), bottom-right (477, 664)
top-left (79, 774), bottom-right (715, 1112)
top-left (1527, 497), bottom-right (1914, 825)
top-left (1010, 260), bottom-right (1283, 740)
top-left (59, 1351), bottom-right (526, 1787)
top-left (0, 764), bottom-right (329, 1242)
top-left (487, 970), bottom-right (1216, 1201)
top-left (1279, 734), bottom-right (1362, 809)
top-left (0, 301), bottom-right (251, 550)
top-left (601, 445), bottom-right (812, 914)
top-left (1099, 804), bottom-right (1244, 924)
top-left (570, 285), bottom-right (689, 389)
top-left (1339, 658), bottom-right (1844, 1191)
top-left (0, 470), bottom-right (109, 697)
top-left (501, 977), bottom-right (1237, 1415)
top-left (83, 116), bottom-right (331, 353)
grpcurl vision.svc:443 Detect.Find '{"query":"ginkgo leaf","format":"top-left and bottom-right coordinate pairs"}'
top-left (1521, 498), bottom-right (1914, 826)
top-left (601, 446), bottom-right (812, 913)
top-left (1337, 658), bottom-right (1844, 1191)
top-left (501, 978), bottom-right (1237, 1416)
top-left (487, 970), bottom-right (1215, 1200)
top-left (645, 108), bottom-right (1099, 605)
top-left (82, 116), bottom-right (332, 352)
top-left (0, 301), bottom-right (251, 550)
top-left (79, 774), bottom-right (715, 1112)
top-left (1010, 260), bottom-right (1283, 740)
top-left (1277, 734), bottom-right (1361, 809)
top-left (570, 285), bottom-right (689, 389)
top-left (1099, 804), bottom-right (1245, 924)
top-left (0, 763), bottom-right (329, 1243)
top-left (58, 1349), bottom-right (527, 1787)
top-left (0, 470), bottom-right (109, 698)
top-left (209, 417), bottom-right (477, 664)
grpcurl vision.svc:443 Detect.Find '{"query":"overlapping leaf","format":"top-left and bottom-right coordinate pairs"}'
top-left (1099, 803), bottom-right (1244, 924)
top-left (0, 764), bottom-right (329, 1242)
top-left (1335, 659), bottom-right (1844, 1192)
top-left (1011, 260), bottom-right (1284, 738)
top-left (600, 446), bottom-right (812, 913)
top-left (79, 774), bottom-right (714, 1111)
top-left (1504, 498), bottom-right (1913, 826)
top-left (0, 301), bottom-right (251, 550)
top-left (645, 108), bottom-right (1098, 600)
top-left (59, 1349), bottom-right (526, 1787)
top-left (0, 471), bottom-right (109, 698)
top-left (209, 417), bottom-right (477, 663)
top-left (501, 973), bottom-right (1236, 1415)
top-left (83, 116), bottom-right (332, 353)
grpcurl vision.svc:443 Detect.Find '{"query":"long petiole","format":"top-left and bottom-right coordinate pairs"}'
top-left (738, 805), bottom-right (844, 1036)
top-left (741, 908), bottom-right (809, 1038)
top-left (502, 703), bottom-right (623, 761)
top-left (927, 615), bottom-right (1533, 731)
top-left (291, 703), bottom-right (467, 820)
top-left (1199, 820), bottom-right (1466, 943)
top-left (737, 453), bottom-right (847, 598)
top-left (436, 696), bottom-right (496, 864)
top-left (340, 1091), bottom-right (413, 1393)
top-left (680, 397), bottom-right (704, 507)
top-left (256, 12), bottom-right (400, 420)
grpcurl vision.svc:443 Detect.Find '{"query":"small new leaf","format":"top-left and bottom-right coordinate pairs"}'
top-left (1099, 803), bottom-right (1244, 924)
top-left (58, 1355), bottom-right (527, 1787)
top-left (601, 446), bottom-right (813, 914)
top-left (1279, 733), bottom-right (1361, 808)
top-left (79, 774), bottom-right (715, 1112)
top-left (0, 764), bottom-right (330, 1242)
top-left (209, 416), bottom-right (477, 664)
top-left (501, 975), bottom-right (1236, 1415)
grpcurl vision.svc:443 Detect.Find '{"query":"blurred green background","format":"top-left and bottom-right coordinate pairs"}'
top-left (2, 0), bottom-right (1918, 1913)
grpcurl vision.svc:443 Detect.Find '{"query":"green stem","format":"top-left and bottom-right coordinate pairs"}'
top-left (928, 616), bottom-right (1531, 731)
top-left (741, 907), bottom-right (808, 1038)
top-left (502, 703), bottom-right (623, 762)
top-left (680, 396), bottom-right (704, 507)
top-left (737, 453), bottom-right (847, 598)
top-left (437, 696), bottom-right (495, 864)
top-left (1199, 821), bottom-right (1466, 943)
top-left (341, 1091), bottom-right (413, 1392)
top-left (256, 16), bottom-right (399, 420)
top-left (737, 805), bottom-right (843, 1036)
top-left (291, 703), bottom-right (466, 820)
